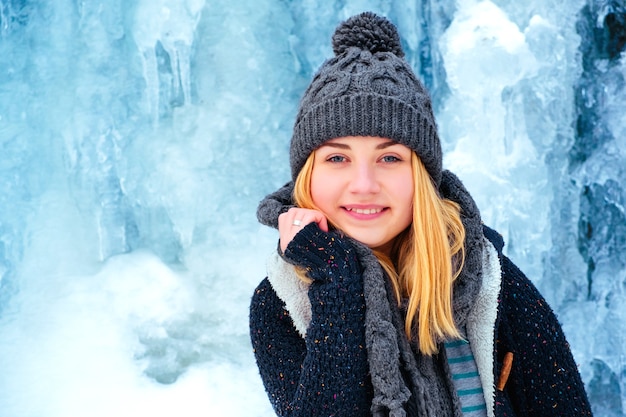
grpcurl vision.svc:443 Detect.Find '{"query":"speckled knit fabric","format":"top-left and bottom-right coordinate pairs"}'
top-left (251, 223), bottom-right (372, 415)
top-left (492, 252), bottom-right (593, 416)
top-left (249, 229), bottom-right (594, 416)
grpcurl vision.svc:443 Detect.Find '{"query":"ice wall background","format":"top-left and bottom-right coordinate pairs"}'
top-left (0, 0), bottom-right (624, 416)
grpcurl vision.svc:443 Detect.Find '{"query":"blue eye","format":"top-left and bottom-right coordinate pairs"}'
top-left (381, 155), bottom-right (400, 163)
top-left (327, 155), bottom-right (346, 163)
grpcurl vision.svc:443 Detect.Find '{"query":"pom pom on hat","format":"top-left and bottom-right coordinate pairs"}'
top-left (332, 12), bottom-right (405, 57)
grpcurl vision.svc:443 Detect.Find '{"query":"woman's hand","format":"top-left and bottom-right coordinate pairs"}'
top-left (278, 207), bottom-right (329, 253)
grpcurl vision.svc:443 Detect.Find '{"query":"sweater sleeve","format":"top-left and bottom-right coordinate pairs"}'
top-left (249, 224), bottom-right (372, 416)
top-left (495, 255), bottom-right (593, 416)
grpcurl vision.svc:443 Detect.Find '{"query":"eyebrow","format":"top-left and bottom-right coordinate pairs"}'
top-left (319, 140), bottom-right (398, 150)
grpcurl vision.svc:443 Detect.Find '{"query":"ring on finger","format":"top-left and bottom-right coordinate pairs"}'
top-left (292, 219), bottom-right (302, 226)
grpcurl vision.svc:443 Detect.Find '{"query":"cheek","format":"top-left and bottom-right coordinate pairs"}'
top-left (392, 176), bottom-right (415, 205)
top-left (310, 170), bottom-right (334, 210)
top-left (394, 177), bottom-right (414, 219)
top-left (401, 192), bottom-right (414, 221)
top-left (403, 186), bottom-right (414, 207)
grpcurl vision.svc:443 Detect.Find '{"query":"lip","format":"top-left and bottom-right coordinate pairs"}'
top-left (342, 205), bottom-right (388, 220)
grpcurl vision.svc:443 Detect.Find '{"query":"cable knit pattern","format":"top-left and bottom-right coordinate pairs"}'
top-left (289, 13), bottom-right (441, 186)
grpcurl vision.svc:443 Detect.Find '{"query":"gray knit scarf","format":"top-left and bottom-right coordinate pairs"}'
top-left (257, 170), bottom-right (484, 417)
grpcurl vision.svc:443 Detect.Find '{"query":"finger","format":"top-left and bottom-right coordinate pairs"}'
top-left (290, 209), bottom-right (326, 231)
top-left (315, 214), bottom-right (329, 232)
top-left (278, 210), bottom-right (303, 253)
top-left (278, 208), bottom-right (307, 230)
top-left (278, 208), bottom-right (328, 253)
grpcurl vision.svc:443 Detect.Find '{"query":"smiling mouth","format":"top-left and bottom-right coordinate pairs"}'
top-left (344, 207), bottom-right (384, 215)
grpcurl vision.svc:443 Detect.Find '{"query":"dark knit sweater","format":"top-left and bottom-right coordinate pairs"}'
top-left (251, 223), bottom-right (372, 415)
top-left (491, 254), bottom-right (592, 416)
top-left (249, 225), bottom-right (593, 416)
top-left (483, 227), bottom-right (592, 416)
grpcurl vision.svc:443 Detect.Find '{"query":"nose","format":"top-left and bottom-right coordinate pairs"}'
top-left (348, 163), bottom-right (380, 194)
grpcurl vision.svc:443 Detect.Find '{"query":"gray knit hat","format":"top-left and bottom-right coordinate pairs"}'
top-left (290, 12), bottom-right (442, 186)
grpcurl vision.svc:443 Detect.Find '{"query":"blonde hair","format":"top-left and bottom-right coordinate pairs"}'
top-left (293, 151), bottom-right (466, 355)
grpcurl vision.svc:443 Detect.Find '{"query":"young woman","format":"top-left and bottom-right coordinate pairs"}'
top-left (250, 12), bottom-right (593, 417)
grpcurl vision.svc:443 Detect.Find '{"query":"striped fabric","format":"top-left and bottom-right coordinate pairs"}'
top-left (444, 337), bottom-right (488, 416)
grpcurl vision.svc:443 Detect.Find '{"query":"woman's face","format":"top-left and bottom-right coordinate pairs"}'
top-left (311, 136), bottom-right (414, 254)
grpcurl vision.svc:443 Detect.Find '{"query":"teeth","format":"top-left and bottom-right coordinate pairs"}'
top-left (348, 207), bottom-right (382, 215)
